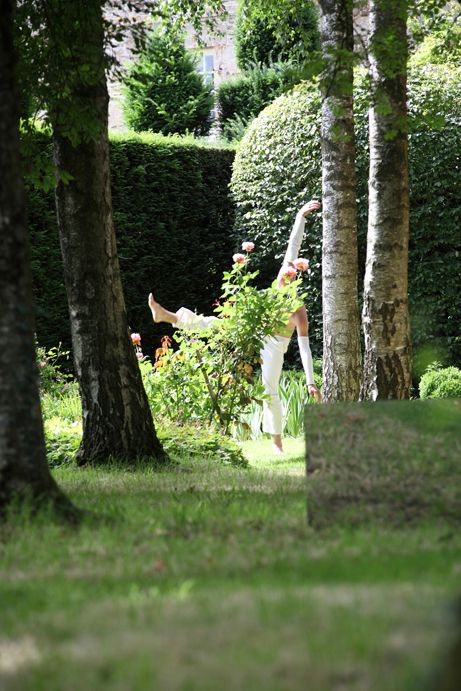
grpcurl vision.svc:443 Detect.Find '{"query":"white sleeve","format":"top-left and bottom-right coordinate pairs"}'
top-left (298, 336), bottom-right (315, 386)
top-left (282, 212), bottom-right (306, 265)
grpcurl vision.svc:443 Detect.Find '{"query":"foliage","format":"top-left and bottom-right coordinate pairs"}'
top-left (419, 364), bottom-right (461, 399)
top-left (26, 130), bottom-right (235, 357)
top-left (230, 65), bottom-right (461, 367)
top-left (409, 1), bottom-right (461, 67)
top-left (36, 342), bottom-right (72, 395)
top-left (123, 30), bottom-right (214, 136)
top-left (216, 60), bottom-right (303, 141)
top-left (143, 248), bottom-right (303, 434)
top-left (234, 0), bottom-right (320, 69)
top-left (157, 423), bottom-right (248, 468)
top-left (44, 417), bottom-right (81, 468)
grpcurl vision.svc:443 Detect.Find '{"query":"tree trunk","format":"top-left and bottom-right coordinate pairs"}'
top-left (319, 0), bottom-right (362, 401)
top-left (361, 0), bottom-right (412, 400)
top-left (51, 2), bottom-right (167, 465)
top-left (0, 0), bottom-right (78, 518)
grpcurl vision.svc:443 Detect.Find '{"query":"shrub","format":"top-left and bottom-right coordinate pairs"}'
top-left (45, 418), bottom-right (81, 468)
top-left (26, 131), bottom-right (236, 358)
top-left (419, 365), bottom-right (461, 400)
top-left (230, 65), bottom-right (461, 366)
top-left (123, 31), bottom-right (214, 136)
top-left (216, 60), bottom-right (303, 140)
top-left (235, 1), bottom-right (320, 70)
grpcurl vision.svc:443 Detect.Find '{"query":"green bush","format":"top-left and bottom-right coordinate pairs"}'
top-left (419, 365), bottom-right (461, 400)
top-left (123, 31), bottom-right (214, 136)
top-left (230, 66), bottom-right (461, 366)
top-left (235, 1), bottom-right (319, 69)
top-left (45, 418), bottom-right (81, 468)
top-left (26, 131), bottom-right (236, 357)
top-left (216, 60), bottom-right (303, 140)
top-left (157, 423), bottom-right (248, 468)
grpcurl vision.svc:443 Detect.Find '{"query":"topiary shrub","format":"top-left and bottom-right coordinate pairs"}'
top-left (230, 65), bottom-right (461, 366)
top-left (419, 365), bottom-right (461, 400)
top-left (230, 81), bottom-right (323, 349)
top-left (123, 31), bottom-right (214, 136)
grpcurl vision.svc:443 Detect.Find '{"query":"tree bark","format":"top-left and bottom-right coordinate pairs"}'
top-left (361, 0), bottom-right (412, 400)
top-left (319, 0), bottom-right (362, 401)
top-left (51, 2), bottom-right (167, 465)
top-left (0, 0), bottom-right (78, 518)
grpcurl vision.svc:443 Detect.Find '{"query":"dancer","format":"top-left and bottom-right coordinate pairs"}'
top-left (148, 199), bottom-right (321, 453)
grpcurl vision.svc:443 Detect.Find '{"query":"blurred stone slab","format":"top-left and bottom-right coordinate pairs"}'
top-left (305, 399), bottom-right (461, 528)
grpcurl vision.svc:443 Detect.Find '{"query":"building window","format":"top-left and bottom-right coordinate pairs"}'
top-left (198, 52), bottom-right (215, 85)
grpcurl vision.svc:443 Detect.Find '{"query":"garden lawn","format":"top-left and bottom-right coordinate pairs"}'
top-left (1, 438), bottom-right (460, 691)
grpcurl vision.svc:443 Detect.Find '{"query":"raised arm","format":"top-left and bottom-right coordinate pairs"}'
top-left (281, 199), bottom-right (321, 267)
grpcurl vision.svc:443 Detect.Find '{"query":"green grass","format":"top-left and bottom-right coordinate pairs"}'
top-left (1, 431), bottom-right (460, 690)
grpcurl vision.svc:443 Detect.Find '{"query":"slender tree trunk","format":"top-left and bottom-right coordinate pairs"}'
top-left (51, 2), bottom-right (167, 465)
top-left (0, 0), bottom-right (78, 518)
top-left (319, 0), bottom-right (361, 401)
top-left (361, 0), bottom-right (412, 400)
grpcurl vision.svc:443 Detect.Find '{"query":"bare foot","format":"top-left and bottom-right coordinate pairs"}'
top-left (273, 443), bottom-right (284, 455)
top-left (148, 293), bottom-right (167, 323)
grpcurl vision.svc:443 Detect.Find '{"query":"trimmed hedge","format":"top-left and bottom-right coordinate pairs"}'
top-left (27, 132), bottom-right (236, 357)
top-left (231, 66), bottom-right (461, 369)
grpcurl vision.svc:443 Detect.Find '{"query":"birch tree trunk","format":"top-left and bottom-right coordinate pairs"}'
top-left (361, 0), bottom-right (412, 400)
top-left (319, 0), bottom-right (362, 401)
top-left (51, 1), bottom-right (167, 465)
top-left (0, 0), bottom-right (78, 518)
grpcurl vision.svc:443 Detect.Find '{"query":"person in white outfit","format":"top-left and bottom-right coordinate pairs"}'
top-left (148, 199), bottom-right (322, 453)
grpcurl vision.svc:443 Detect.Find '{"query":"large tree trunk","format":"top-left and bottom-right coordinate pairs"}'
top-left (319, 0), bottom-right (362, 401)
top-left (0, 0), bottom-right (78, 517)
top-left (51, 2), bottom-right (167, 465)
top-left (361, 0), bottom-right (412, 400)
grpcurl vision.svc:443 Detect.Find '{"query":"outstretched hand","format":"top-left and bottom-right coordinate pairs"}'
top-left (308, 384), bottom-right (322, 403)
top-left (299, 200), bottom-right (321, 216)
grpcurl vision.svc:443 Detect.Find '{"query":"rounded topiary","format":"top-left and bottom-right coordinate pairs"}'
top-left (230, 66), bottom-right (461, 364)
top-left (419, 365), bottom-right (461, 399)
top-left (123, 31), bottom-right (214, 136)
top-left (230, 81), bottom-right (323, 346)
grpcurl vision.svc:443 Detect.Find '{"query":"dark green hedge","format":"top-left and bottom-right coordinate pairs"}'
top-left (27, 132), bottom-right (236, 357)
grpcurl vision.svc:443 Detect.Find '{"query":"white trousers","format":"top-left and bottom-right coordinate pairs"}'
top-left (260, 335), bottom-right (290, 435)
top-left (175, 307), bottom-right (219, 331)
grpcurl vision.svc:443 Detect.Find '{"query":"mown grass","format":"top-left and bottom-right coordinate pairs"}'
top-left (1, 430), bottom-right (460, 690)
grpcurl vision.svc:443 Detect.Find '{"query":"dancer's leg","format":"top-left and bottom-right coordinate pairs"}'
top-left (261, 336), bottom-right (289, 454)
top-left (148, 293), bottom-right (178, 325)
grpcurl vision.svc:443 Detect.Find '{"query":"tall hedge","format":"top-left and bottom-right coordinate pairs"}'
top-left (27, 132), bottom-right (236, 357)
top-left (231, 66), bottom-right (461, 372)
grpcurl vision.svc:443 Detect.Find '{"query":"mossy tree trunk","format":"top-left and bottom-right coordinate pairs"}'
top-left (51, 1), bottom-right (167, 465)
top-left (319, 0), bottom-right (362, 401)
top-left (0, 0), bottom-right (78, 518)
top-left (361, 0), bottom-right (412, 400)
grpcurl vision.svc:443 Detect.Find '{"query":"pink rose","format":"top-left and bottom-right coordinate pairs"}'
top-left (232, 253), bottom-right (246, 264)
top-left (131, 332), bottom-right (141, 344)
top-left (136, 351), bottom-right (144, 360)
top-left (294, 258), bottom-right (309, 272)
top-left (241, 241), bottom-right (255, 252)
top-left (38, 361), bottom-right (47, 368)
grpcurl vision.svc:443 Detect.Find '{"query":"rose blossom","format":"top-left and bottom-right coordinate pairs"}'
top-left (281, 266), bottom-right (297, 281)
top-left (232, 253), bottom-right (246, 264)
top-left (241, 241), bottom-right (255, 252)
top-left (131, 332), bottom-right (141, 344)
top-left (136, 351), bottom-right (144, 360)
top-left (293, 258), bottom-right (309, 272)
